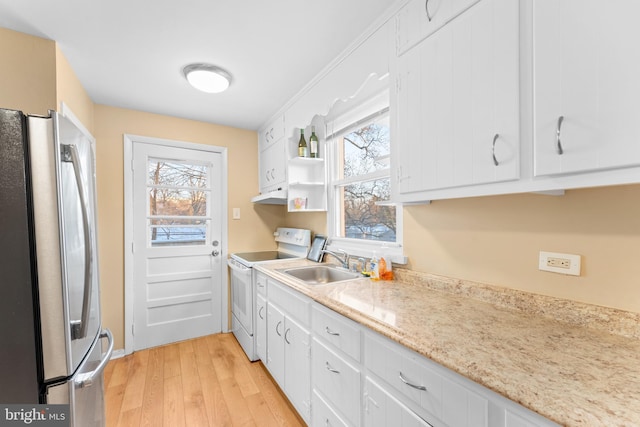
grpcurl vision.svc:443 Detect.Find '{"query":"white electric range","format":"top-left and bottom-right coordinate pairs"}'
top-left (227, 227), bottom-right (311, 361)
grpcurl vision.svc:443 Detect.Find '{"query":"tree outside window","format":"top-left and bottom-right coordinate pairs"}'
top-left (335, 114), bottom-right (395, 242)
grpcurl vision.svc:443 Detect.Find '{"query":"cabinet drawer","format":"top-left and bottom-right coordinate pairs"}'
top-left (268, 279), bottom-right (309, 325)
top-left (364, 377), bottom-right (433, 427)
top-left (365, 331), bottom-right (488, 427)
top-left (312, 338), bottom-right (361, 426)
top-left (312, 304), bottom-right (361, 362)
top-left (312, 390), bottom-right (350, 427)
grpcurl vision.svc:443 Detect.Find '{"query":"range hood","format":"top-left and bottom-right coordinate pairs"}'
top-left (251, 189), bottom-right (287, 205)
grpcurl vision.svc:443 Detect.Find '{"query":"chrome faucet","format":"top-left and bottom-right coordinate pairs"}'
top-left (322, 249), bottom-right (350, 269)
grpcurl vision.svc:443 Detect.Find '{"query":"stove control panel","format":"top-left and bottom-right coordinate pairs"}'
top-left (274, 227), bottom-right (311, 247)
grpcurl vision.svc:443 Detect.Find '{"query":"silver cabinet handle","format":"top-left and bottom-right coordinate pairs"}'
top-left (325, 326), bottom-right (340, 336)
top-left (276, 321), bottom-right (282, 336)
top-left (258, 306), bottom-right (265, 320)
top-left (425, 0), bottom-right (433, 21)
top-left (284, 328), bottom-right (291, 344)
top-left (399, 372), bottom-right (427, 391)
top-left (325, 361), bottom-right (340, 374)
top-left (492, 133), bottom-right (500, 166)
top-left (556, 116), bottom-right (564, 155)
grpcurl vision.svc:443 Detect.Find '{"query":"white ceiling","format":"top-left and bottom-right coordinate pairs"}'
top-left (0, 0), bottom-right (398, 130)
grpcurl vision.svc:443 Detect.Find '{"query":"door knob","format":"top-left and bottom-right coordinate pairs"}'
top-left (212, 250), bottom-right (220, 257)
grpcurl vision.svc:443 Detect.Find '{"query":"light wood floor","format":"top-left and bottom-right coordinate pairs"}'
top-left (104, 333), bottom-right (306, 427)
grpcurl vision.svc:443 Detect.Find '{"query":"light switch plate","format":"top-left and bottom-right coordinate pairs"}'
top-left (232, 208), bottom-right (240, 220)
top-left (539, 251), bottom-right (581, 276)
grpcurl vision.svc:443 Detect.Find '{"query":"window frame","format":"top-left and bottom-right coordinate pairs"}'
top-left (324, 91), bottom-right (405, 263)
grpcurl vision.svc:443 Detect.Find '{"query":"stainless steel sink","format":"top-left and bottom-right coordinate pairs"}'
top-left (281, 265), bottom-right (360, 285)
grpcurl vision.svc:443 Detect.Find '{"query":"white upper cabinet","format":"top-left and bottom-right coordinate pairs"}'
top-left (533, 0), bottom-right (640, 176)
top-left (258, 115), bottom-right (287, 194)
top-left (397, 0), bottom-right (482, 54)
top-left (395, 0), bottom-right (519, 198)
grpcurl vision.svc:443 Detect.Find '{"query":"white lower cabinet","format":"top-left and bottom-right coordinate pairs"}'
top-left (364, 377), bottom-right (432, 427)
top-left (312, 338), bottom-right (361, 426)
top-left (264, 280), bottom-right (311, 423)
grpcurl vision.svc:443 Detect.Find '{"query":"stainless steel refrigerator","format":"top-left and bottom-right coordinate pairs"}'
top-left (0, 108), bottom-right (113, 426)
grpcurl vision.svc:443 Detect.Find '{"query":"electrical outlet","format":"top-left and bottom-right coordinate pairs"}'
top-left (539, 251), bottom-right (581, 276)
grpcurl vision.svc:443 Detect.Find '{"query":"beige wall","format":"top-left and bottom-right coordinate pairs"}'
top-left (55, 45), bottom-right (94, 133)
top-left (0, 27), bottom-right (56, 115)
top-left (283, 211), bottom-right (327, 236)
top-left (93, 105), bottom-right (281, 349)
top-left (403, 185), bottom-right (640, 313)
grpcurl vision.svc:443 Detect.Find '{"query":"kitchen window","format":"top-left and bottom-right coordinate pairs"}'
top-left (325, 90), bottom-right (403, 261)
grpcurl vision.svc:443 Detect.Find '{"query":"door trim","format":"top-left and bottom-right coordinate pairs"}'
top-left (123, 134), bottom-right (229, 355)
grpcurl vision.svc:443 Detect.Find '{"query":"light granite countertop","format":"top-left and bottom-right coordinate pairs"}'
top-left (254, 259), bottom-right (640, 427)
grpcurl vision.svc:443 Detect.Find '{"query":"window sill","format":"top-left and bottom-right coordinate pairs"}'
top-left (325, 238), bottom-right (407, 265)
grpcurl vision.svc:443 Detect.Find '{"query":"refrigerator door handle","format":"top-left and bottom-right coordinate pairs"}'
top-left (75, 329), bottom-right (113, 388)
top-left (61, 144), bottom-right (93, 340)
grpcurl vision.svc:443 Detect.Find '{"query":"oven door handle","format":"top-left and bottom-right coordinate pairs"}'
top-left (227, 259), bottom-right (252, 276)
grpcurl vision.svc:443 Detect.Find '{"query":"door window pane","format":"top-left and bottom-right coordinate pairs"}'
top-left (147, 158), bottom-right (210, 247)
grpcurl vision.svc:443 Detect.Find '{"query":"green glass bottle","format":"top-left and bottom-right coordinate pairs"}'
top-left (309, 126), bottom-right (319, 158)
top-left (298, 129), bottom-right (308, 157)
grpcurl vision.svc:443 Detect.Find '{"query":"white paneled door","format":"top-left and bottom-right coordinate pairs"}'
top-left (131, 141), bottom-right (223, 351)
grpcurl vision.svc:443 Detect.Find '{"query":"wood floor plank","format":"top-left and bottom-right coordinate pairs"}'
top-left (163, 375), bottom-right (186, 427)
top-left (163, 343), bottom-right (181, 379)
top-left (245, 392), bottom-right (282, 427)
top-left (179, 339), bottom-right (199, 379)
top-left (116, 407), bottom-right (141, 427)
top-left (105, 383), bottom-right (126, 427)
top-left (219, 376), bottom-right (256, 427)
top-left (109, 356), bottom-right (132, 388)
top-left (140, 347), bottom-right (164, 427)
top-left (181, 373), bottom-right (209, 426)
top-left (199, 368), bottom-right (232, 427)
top-left (121, 349), bottom-right (149, 412)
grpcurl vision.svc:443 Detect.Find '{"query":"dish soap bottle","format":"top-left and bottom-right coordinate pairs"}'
top-left (379, 245), bottom-right (393, 280)
top-left (370, 251), bottom-right (379, 280)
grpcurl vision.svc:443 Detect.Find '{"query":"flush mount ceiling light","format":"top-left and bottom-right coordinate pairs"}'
top-left (183, 63), bottom-right (231, 93)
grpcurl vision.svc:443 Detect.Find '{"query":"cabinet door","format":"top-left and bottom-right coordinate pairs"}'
top-left (266, 302), bottom-right (285, 385)
top-left (364, 377), bottom-right (433, 427)
top-left (256, 294), bottom-right (267, 361)
top-left (284, 316), bottom-right (311, 422)
top-left (259, 139), bottom-right (287, 193)
top-left (395, 0), bottom-right (519, 195)
top-left (533, 0), bottom-right (640, 176)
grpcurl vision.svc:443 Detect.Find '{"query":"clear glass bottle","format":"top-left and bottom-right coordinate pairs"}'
top-left (309, 126), bottom-right (319, 158)
top-left (298, 129), bottom-right (308, 157)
